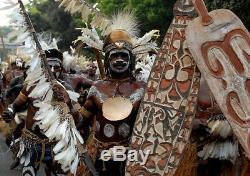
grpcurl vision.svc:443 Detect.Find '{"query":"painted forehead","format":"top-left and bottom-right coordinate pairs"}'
top-left (48, 60), bottom-right (61, 67)
top-left (47, 57), bottom-right (62, 63)
top-left (109, 49), bottom-right (130, 57)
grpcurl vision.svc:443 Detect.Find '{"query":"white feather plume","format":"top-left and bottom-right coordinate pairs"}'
top-left (67, 90), bottom-right (80, 102)
top-left (45, 119), bottom-right (60, 138)
top-left (74, 27), bottom-right (103, 51)
top-left (198, 140), bottom-right (239, 163)
top-left (136, 30), bottom-right (160, 46)
top-left (53, 139), bottom-right (67, 154)
top-left (11, 3), bottom-right (85, 175)
top-left (199, 115), bottom-right (239, 163)
top-left (1, 0), bottom-right (16, 6)
top-left (70, 154), bottom-right (79, 175)
top-left (104, 11), bottom-right (139, 37)
top-left (133, 42), bottom-right (158, 55)
top-left (63, 51), bottom-right (75, 71)
top-left (28, 82), bottom-right (50, 99)
top-left (135, 54), bottom-right (156, 82)
top-left (55, 0), bottom-right (110, 32)
top-left (208, 116), bottom-right (233, 138)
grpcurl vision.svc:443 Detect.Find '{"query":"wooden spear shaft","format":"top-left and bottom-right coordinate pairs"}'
top-left (94, 49), bottom-right (105, 79)
top-left (18, 0), bottom-right (55, 81)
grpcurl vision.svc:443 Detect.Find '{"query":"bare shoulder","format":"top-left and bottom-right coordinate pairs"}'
top-left (92, 79), bottom-right (110, 89)
top-left (69, 74), bottom-right (94, 87)
top-left (132, 80), bottom-right (146, 90)
top-left (88, 80), bottom-right (104, 97)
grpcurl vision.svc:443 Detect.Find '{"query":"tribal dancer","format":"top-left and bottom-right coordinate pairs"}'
top-left (1, 49), bottom-right (75, 176)
top-left (75, 12), bottom-right (158, 176)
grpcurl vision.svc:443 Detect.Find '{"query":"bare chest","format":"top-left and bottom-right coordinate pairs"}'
top-left (88, 81), bottom-right (144, 105)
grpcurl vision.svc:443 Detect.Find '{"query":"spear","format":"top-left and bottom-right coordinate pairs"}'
top-left (18, 0), bottom-right (55, 81)
top-left (94, 49), bottom-right (105, 79)
top-left (17, 1), bottom-right (99, 175)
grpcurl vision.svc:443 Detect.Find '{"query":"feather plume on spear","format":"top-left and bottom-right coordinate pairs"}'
top-left (7, 0), bottom-right (92, 175)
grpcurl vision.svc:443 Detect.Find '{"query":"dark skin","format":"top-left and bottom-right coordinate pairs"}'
top-left (87, 62), bottom-right (97, 78)
top-left (84, 79), bottom-right (144, 142)
top-left (81, 51), bottom-right (145, 142)
top-left (109, 52), bottom-right (130, 79)
top-left (78, 50), bottom-right (145, 176)
top-left (2, 61), bottom-right (71, 131)
top-left (2, 58), bottom-right (94, 130)
top-left (1, 61), bottom-right (74, 176)
top-left (2, 68), bottom-right (23, 89)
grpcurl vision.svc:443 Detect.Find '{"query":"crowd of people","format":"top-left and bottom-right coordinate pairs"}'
top-left (0, 0), bottom-right (249, 175)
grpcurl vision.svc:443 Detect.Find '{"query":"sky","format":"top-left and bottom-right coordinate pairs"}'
top-left (0, 0), bottom-right (30, 26)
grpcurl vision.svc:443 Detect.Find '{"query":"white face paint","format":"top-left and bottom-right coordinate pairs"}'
top-left (109, 50), bottom-right (130, 73)
top-left (16, 58), bottom-right (23, 67)
top-left (51, 66), bottom-right (55, 72)
top-left (56, 72), bottom-right (60, 78)
top-left (48, 60), bottom-right (61, 78)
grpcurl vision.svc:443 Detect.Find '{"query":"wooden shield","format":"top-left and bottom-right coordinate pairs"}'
top-left (125, 0), bottom-right (201, 175)
top-left (186, 0), bottom-right (250, 158)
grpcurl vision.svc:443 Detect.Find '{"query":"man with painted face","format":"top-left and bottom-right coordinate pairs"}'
top-left (78, 26), bottom-right (145, 175)
top-left (86, 62), bottom-right (98, 81)
top-left (45, 49), bottom-right (73, 90)
top-left (2, 57), bottom-right (24, 90)
top-left (1, 49), bottom-right (74, 176)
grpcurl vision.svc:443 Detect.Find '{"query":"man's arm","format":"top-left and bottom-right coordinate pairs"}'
top-left (75, 94), bottom-right (96, 130)
top-left (2, 86), bottom-right (29, 123)
top-left (79, 97), bottom-right (95, 119)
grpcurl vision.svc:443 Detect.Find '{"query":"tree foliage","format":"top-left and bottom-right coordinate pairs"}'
top-left (27, 0), bottom-right (82, 50)
top-left (26, 0), bottom-right (250, 50)
top-left (94, 0), bottom-right (175, 43)
top-left (205, 0), bottom-right (250, 30)
top-left (0, 26), bottom-right (14, 60)
top-left (0, 27), bottom-right (12, 37)
top-left (125, 0), bottom-right (175, 40)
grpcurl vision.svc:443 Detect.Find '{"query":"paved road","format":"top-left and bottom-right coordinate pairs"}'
top-left (0, 135), bottom-right (44, 176)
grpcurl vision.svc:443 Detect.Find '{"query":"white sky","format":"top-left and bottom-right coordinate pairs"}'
top-left (0, 0), bottom-right (30, 26)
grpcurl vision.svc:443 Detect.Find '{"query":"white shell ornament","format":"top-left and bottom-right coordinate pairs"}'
top-left (102, 97), bottom-right (133, 121)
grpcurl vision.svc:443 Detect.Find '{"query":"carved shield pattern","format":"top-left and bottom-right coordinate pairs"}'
top-left (125, 0), bottom-right (201, 175)
top-left (186, 1), bottom-right (250, 158)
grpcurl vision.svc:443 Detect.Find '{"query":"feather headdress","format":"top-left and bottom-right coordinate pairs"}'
top-left (104, 11), bottom-right (139, 37)
top-left (55, 0), bottom-right (110, 30)
top-left (74, 10), bottom-right (159, 63)
top-left (55, 0), bottom-right (159, 81)
top-left (7, 1), bottom-right (83, 174)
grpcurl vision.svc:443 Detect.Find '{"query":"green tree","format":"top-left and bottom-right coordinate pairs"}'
top-left (27, 0), bottom-right (83, 50)
top-left (26, 0), bottom-right (250, 50)
top-left (205, 0), bottom-right (250, 30)
top-left (0, 26), bottom-right (12, 37)
top-left (126, 0), bottom-right (175, 41)
top-left (0, 26), bottom-right (14, 60)
top-left (94, 0), bottom-right (175, 42)
top-left (96, 0), bottom-right (250, 42)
